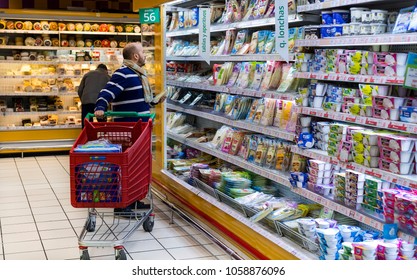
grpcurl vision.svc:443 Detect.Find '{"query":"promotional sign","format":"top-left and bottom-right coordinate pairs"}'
top-left (404, 52), bottom-right (417, 90)
top-left (275, 0), bottom-right (289, 62)
top-left (139, 8), bottom-right (160, 24)
top-left (199, 7), bottom-right (211, 64)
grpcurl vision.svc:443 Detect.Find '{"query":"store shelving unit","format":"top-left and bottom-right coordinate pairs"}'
top-left (166, 80), bottom-right (297, 100)
top-left (162, 1), bottom-right (417, 259)
top-left (293, 107), bottom-right (417, 134)
top-left (293, 72), bottom-right (405, 85)
top-left (0, 13), bottom-right (156, 154)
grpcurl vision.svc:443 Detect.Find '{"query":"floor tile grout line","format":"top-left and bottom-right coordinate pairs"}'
top-left (0, 218), bottom-right (5, 260)
top-left (15, 157), bottom-right (48, 260)
top-left (34, 156), bottom-right (81, 258)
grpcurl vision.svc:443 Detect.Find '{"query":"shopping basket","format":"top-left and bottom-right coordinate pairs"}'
top-left (69, 111), bottom-right (156, 260)
top-left (70, 111), bottom-right (155, 209)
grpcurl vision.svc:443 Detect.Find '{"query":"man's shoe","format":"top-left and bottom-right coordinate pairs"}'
top-left (114, 207), bottom-right (136, 218)
top-left (128, 201), bottom-right (150, 210)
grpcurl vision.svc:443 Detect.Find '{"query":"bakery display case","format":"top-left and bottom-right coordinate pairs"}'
top-left (0, 10), bottom-right (157, 154)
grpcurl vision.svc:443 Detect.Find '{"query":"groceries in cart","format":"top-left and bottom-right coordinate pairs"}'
top-left (75, 162), bottom-right (121, 203)
top-left (73, 139), bottom-right (122, 153)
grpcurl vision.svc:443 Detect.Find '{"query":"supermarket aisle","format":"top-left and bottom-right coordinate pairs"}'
top-left (0, 155), bottom-right (233, 260)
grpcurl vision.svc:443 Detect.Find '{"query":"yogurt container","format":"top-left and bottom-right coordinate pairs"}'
top-left (371, 23), bottom-right (387, 34)
top-left (371, 9), bottom-right (388, 24)
top-left (332, 10), bottom-right (350, 24)
top-left (350, 7), bottom-right (369, 23)
top-left (379, 158), bottom-right (415, 175)
top-left (350, 23), bottom-right (361, 35)
top-left (380, 147), bottom-right (415, 163)
top-left (360, 24), bottom-right (372, 35)
top-left (373, 96), bottom-right (406, 109)
top-left (378, 135), bottom-right (416, 152)
top-left (322, 11), bottom-right (333, 24)
top-left (361, 11), bottom-right (372, 24)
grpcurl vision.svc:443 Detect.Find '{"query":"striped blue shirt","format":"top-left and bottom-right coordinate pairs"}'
top-left (95, 65), bottom-right (150, 122)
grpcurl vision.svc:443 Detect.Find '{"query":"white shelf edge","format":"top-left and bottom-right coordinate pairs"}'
top-left (0, 75), bottom-right (82, 79)
top-left (0, 29), bottom-right (59, 34)
top-left (296, 107), bottom-right (417, 134)
top-left (167, 103), bottom-right (296, 142)
top-left (294, 72), bottom-right (404, 85)
top-left (165, 16), bottom-right (315, 37)
top-left (0, 60), bottom-right (121, 65)
top-left (296, 33), bottom-right (417, 47)
top-left (0, 92), bottom-right (78, 96)
top-left (2, 110), bottom-right (80, 116)
top-left (160, 169), bottom-right (317, 260)
top-left (0, 125), bottom-right (81, 131)
top-left (297, 0), bottom-right (387, 12)
top-left (166, 132), bottom-right (385, 232)
top-left (291, 146), bottom-right (417, 189)
top-left (167, 54), bottom-right (295, 62)
top-left (59, 31), bottom-right (143, 36)
top-left (166, 80), bottom-right (296, 100)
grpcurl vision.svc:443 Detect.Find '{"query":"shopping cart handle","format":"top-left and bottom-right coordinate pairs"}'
top-left (85, 112), bottom-right (155, 120)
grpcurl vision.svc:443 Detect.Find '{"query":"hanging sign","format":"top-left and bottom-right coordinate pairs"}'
top-left (199, 7), bottom-right (211, 64)
top-left (275, 0), bottom-right (289, 62)
top-left (139, 8), bottom-right (160, 24)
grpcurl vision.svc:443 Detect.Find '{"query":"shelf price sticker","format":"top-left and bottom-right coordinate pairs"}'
top-left (139, 8), bottom-right (160, 24)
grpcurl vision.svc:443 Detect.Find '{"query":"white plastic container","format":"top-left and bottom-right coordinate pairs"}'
top-left (372, 96), bottom-right (406, 109)
top-left (313, 96), bottom-right (325, 108)
top-left (371, 23), bottom-right (387, 34)
top-left (380, 147), bottom-right (415, 163)
top-left (350, 23), bottom-right (361, 35)
top-left (360, 24), bottom-right (371, 35)
top-left (396, 53), bottom-right (408, 66)
top-left (361, 11), bottom-right (372, 23)
top-left (350, 7), bottom-right (369, 23)
top-left (371, 9), bottom-right (388, 24)
top-left (397, 65), bottom-right (406, 77)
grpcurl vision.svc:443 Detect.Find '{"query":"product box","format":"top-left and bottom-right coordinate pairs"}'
top-left (400, 106), bottom-right (417, 123)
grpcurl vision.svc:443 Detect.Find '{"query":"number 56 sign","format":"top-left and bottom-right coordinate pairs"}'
top-left (139, 8), bottom-right (160, 24)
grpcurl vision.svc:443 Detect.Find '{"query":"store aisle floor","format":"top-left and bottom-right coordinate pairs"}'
top-left (0, 155), bottom-right (234, 260)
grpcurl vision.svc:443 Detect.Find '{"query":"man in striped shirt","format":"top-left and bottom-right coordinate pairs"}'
top-left (94, 42), bottom-right (163, 215)
top-left (94, 42), bottom-right (161, 122)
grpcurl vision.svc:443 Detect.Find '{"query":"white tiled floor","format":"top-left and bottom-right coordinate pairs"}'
top-left (0, 155), bottom-right (234, 260)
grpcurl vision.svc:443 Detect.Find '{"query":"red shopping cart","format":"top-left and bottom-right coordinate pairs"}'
top-left (70, 112), bottom-right (155, 260)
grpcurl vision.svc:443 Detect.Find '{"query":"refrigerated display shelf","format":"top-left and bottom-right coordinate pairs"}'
top-left (294, 72), bottom-right (404, 85)
top-left (167, 103), bottom-right (297, 142)
top-left (297, 0), bottom-right (391, 12)
top-left (166, 80), bottom-right (296, 100)
top-left (166, 131), bottom-right (389, 232)
top-left (293, 107), bottom-right (417, 134)
top-left (161, 169), bottom-right (317, 260)
top-left (291, 146), bottom-right (417, 188)
top-left (296, 33), bottom-right (417, 47)
top-left (0, 125), bottom-right (80, 131)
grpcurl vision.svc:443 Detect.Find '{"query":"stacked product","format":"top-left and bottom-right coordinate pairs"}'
top-left (316, 227), bottom-right (343, 260)
top-left (361, 177), bottom-right (390, 219)
top-left (306, 159), bottom-right (334, 197)
top-left (383, 188), bottom-right (417, 236)
top-left (351, 130), bottom-right (382, 168)
top-left (328, 123), bottom-right (349, 157)
top-left (344, 170), bottom-right (365, 209)
top-left (312, 121), bottom-right (330, 151)
top-left (337, 126), bottom-right (365, 163)
top-left (333, 172), bottom-right (346, 204)
top-left (295, 49), bottom-right (408, 78)
top-left (378, 134), bottom-right (416, 175)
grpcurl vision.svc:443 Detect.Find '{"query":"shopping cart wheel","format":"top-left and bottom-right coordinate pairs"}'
top-left (80, 249), bottom-right (90, 260)
top-left (115, 247), bottom-right (127, 260)
top-left (142, 214), bottom-right (155, 232)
